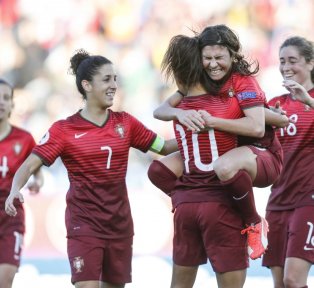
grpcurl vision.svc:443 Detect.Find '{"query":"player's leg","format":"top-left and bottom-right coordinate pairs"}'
top-left (213, 146), bottom-right (260, 225)
top-left (171, 203), bottom-right (207, 288)
top-left (100, 237), bottom-right (132, 288)
top-left (263, 210), bottom-right (291, 288)
top-left (204, 202), bottom-right (248, 288)
top-left (0, 231), bottom-right (23, 288)
top-left (215, 270), bottom-right (246, 288)
top-left (284, 258), bottom-right (311, 288)
top-left (101, 282), bottom-right (125, 288)
top-left (72, 235), bottom-right (130, 288)
top-left (147, 151), bottom-right (183, 195)
top-left (270, 266), bottom-right (285, 288)
top-left (0, 264), bottom-right (18, 288)
top-left (284, 206), bottom-right (314, 288)
top-left (170, 264), bottom-right (198, 288)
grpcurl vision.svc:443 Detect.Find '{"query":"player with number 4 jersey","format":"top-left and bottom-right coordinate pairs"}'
top-left (0, 79), bottom-right (43, 288)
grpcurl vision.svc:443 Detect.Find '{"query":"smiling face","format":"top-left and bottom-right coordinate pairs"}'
top-left (279, 45), bottom-right (314, 86)
top-left (85, 63), bottom-right (118, 109)
top-left (201, 45), bottom-right (233, 81)
top-left (0, 83), bottom-right (13, 121)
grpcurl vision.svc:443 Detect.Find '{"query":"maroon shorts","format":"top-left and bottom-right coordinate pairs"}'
top-left (173, 201), bottom-right (248, 273)
top-left (249, 146), bottom-right (283, 188)
top-left (262, 206), bottom-right (314, 268)
top-left (67, 236), bottom-right (133, 285)
top-left (0, 231), bottom-right (24, 267)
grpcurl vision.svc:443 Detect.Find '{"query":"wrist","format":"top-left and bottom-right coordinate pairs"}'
top-left (306, 98), bottom-right (314, 108)
top-left (176, 90), bottom-right (185, 97)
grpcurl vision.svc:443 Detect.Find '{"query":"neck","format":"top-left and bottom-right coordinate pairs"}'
top-left (0, 121), bottom-right (11, 140)
top-left (80, 107), bottom-right (109, 126)
top-left (186, 84), bottom-right (207, 97)
top-left (302, 79), bottom-right (314, 92)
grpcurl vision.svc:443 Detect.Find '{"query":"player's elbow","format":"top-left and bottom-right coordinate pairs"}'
top-left (252, 125), bottom-right (265, 138)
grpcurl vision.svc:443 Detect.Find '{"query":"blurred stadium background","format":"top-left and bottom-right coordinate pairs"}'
top-left (1, 0), bottom-right (313, 286)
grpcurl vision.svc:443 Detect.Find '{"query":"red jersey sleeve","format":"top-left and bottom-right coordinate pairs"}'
top-left (233, 74), bottom-right (266, 109)
top-left (127, 113), bottom-right (157, 152)
top-left (32, 121), bottom-right (65, 166)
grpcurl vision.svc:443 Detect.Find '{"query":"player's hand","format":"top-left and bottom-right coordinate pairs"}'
top-left (175, 109), bottom-right (205, 132)
top-left (5, 192), bottom-right (24, 217)
top-left (270, 101), bottom-right (286, 115)
top-left (198, 110), bottom-right (214, 129)
top-left (283, 79), bottom-right (311, 104)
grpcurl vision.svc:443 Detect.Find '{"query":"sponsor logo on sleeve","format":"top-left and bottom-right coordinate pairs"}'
top-left (237, 91), bottom-right (257, 100)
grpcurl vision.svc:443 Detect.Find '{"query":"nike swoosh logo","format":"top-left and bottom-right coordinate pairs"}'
top-left (75, 132), bottom-right (87, 139)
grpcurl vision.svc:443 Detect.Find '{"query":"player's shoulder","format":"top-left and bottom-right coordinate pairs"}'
top-left (268, 94), bottom-right (289, 105)
top-left (109, 110), bottom-right (135, 121)
top-left (11, 125), bottom-right (33, 138)
top-left (232, 73), bottom-right (260, 88)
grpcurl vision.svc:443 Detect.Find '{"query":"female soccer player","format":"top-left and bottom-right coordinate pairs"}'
top-left (148, 25), bottom-right (287, 264)
top-left (0, 79), bottom-right (43, 288)
top-left (147, 28), bottom-right (283, 287)
top-left (5, 50), bottom-right (177, 288)
top-left (262, 36), bottom-right (314, 288)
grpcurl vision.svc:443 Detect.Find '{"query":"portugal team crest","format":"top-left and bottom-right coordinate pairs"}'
top-left (13, 142), bottom-right (22, 155)
top-left (73, 256), bottom-right (84, 273)
top-left (115, 124), bottom-right (125, 138)
top-left (228, 88), bottom-right (235, 97)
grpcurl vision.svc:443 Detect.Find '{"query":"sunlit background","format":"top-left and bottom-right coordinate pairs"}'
top-left (1, 0), bottom-right (314, 287)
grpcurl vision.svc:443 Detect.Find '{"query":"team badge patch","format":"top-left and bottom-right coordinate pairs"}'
top-left (237, 91), bottom-right (257, 100)
top-left (13, 142), bottom-right (22, 155)
top-left (115, 124), bottom-right (125, 138)
top-left (73, 256), bottom-right (84, 273)
top-left (228, 88), bottom-right (235, 97)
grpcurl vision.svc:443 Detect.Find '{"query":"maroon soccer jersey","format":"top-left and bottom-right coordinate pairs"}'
top-left (266, 88), bottom-right (314, 210)
top-left (225, 73), bottom-right (280, 152)
top-left (32, 110), bottom-right (156, 239)
top-left (0, 126), bottom-right (35, 234)
top-left (172, 92), bottom-right (248, 206)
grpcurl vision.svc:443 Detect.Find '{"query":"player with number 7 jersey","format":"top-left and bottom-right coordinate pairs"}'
top-left (5, 50), bottom-right (177, 287)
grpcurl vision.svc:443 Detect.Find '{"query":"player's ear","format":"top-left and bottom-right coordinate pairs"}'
top-left (81, 80), bottom-right (92, 93)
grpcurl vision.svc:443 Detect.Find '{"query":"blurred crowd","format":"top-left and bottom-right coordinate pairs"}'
top-left (0, 0), bottom-right (313, 193)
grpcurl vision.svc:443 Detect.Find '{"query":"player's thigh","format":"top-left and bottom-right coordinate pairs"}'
top-left (68, 236), bottom-right (105, 284)
top-left (158, 151), bottom-right (183, 177)
top-left (213, 146), bottom-right (257, 180)
top-left (287, 206), bottom-right (314, 263)
top-left (0, 231), bottom-right (23, 267)
top-left (201, 203), bottom-right (248, 273)
top-left (250, 147), bottom-right (282, 187)
top-left (173, 203), bottom-right (207, 266)
top-left (262, 210), bottom-right (291, 268)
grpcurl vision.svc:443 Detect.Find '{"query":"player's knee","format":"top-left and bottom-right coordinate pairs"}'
top-left (283, 275), bottom-right (305, 288)
top-left (213, 159), bottom-right (235, 181)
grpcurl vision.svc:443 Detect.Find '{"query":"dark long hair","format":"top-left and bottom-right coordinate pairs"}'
top-left (69, 49), bottom-right (112, 99)
top-left (161, 34), bottom-right (206, 90)
top-left (280, 36), bottom-right (314, 83)
top-left (197, 24), bottom-right (259, 94)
